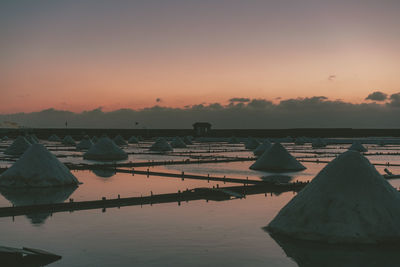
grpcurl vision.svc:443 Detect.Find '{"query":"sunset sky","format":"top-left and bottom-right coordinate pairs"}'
top-left (1, 0), bottom-right (400, 113)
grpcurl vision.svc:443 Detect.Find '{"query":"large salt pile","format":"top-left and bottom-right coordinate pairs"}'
top-left (76, 136), bottom-right (93, 150)
top-left (170, 137), bottom-right (187, 148)
top-left (4, 136), bottom-right (31, 156)
top-left (250, 143), bottom-right (306, 171)
top-left (113, 135), bottom-right (127, 146)
top-left (62, 135), bottom-right (76, 146)
top-left (150, 138), bottom-right (173, 152)
top-left (0, 144), bottom-right (80, 187)
top-left (48, 134), bottom-right (61, 142)
top-left (349, 141), bottom-right (368, 152)
top-left (83, 137), bottom-right (128, 161)
top-left (128, 136), bottom-right (139, 144)
top-left (245, 137), bottom-right (260, 150)
top-left (254, 140), bottom-right (272, 156)
top-left (267, 150), bottom-right (400, 244)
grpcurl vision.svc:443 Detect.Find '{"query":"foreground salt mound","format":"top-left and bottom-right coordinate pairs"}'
top-left (0, 144), bottom-right (80, 187)
top-left (150, 138), bottom-right (173, 152)
top-left (250, 143), bottom-right (306, 171)
top-left (83, 137), bottom-right (128, 161)
top-left (267, 150), bottom-right (400, 244)
top-left (4, 136), bottom-right (31, 155)
top-left (349, 141), bottom-right (368, 152)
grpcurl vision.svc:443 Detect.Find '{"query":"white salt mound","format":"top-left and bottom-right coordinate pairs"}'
top-left (150, 138), bottom-right (173, 152)
top-left (183, 136), bottom-right (193, 145)
top-left (4, 136), bottom-right (31, 155)
top-left (62, 135), bottom-right (76, 145)
top-left (254, 140), bottom-right (272, 156)
top-left (245, 137), bottom-right (260, 150)
top-left (128, 136), bottom-right (139, 144)
top-left (267, 150), bottom-right (400, 244)
top-left (250, 143), bottom-right (306, 171)
top-left (48, 134), bottom-right (61, 142)
top-left (0, 144), bottom-right (80, 187)
top-left (170, 137), bottom-right (187, 148)
top-left (83, 137), bottom-right (128, 160)
top-left (76, 136), bottom-right (93, 150)
top-left (113, 135), bottom-right (127, 146)
top-left (25, 135), bottom-right (37, 144)
top-left (349, 142), bottom-right (368, 152)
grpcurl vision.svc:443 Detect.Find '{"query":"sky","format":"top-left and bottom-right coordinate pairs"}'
top-left (1, 0), bottom-right (400, 127)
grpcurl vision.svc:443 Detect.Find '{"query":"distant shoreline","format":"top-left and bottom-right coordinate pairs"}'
top-left (1, 128), bottom-right (400, 139)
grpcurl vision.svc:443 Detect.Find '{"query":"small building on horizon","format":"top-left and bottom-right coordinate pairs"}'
top-left (193, 122), bottom-right (212, 136)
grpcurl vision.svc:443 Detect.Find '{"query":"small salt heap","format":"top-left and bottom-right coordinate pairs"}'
top-left (4, 136), bottom-right (31, 156)
top-left (250, 143), bottom-right (306, 171)
top-left (83, 137), bottom-right (128, 161)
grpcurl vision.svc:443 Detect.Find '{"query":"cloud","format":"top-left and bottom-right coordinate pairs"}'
top-left (229, 97), bottom-right (250, 103)
top-left (388, 93), bottom-right (400, 107)
top-left (1, 97), bottom-right (400, 129)
top-left (365, 91), bottom-right (388, 101)
top-left (328, 75), bottom-right (336, 81)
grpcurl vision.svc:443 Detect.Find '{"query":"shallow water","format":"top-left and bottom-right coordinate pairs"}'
top-left (1, 139), bottom-right (400, 266)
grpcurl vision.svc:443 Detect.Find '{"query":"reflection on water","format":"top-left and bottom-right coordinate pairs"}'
top-left (268, 231), bottom-right (400, 267)
top-left (0, 186), bottom-right (77, 225)
top-left (92, 168), bottom-right (116, 178)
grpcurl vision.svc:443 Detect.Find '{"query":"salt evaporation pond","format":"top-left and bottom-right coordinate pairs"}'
top-left (1, 138), bottom-right (400, 266)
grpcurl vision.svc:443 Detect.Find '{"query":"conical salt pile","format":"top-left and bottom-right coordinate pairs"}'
top-left (0, 144), bottom-right (80, 187)
top-left (76, 136), bottom-right (93, 150)
top-left (183, 136), bottom-right (193, 145)
top-left (245, 137), bottom-right (260, 150)
top-left (128, 136), bottom-right (139, 144)
top-left (113, 135), bottom-right (127, 146)
top-left (83, 137), bottom-right (128, 161)
top-left (250, 143), bottom-right (306, 171)
top-left (150, 138), bottom-right (173, 152)
top-left (267, 150), bottom-right (400, 244)
top-left (48, 134), bottom-right (61, 142)
top-left (62, 135), bottom-right (76, 146)
top-left (349, 141), bottom-right (368, 152)
top-left (170, 137), bottom-right (187, 148)
top-left (254, 140), bottom-right (272, 156)
top-left (25, 135), bottom-right (37, 144)
top-left (4, 136), bottom-right (31, 156)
